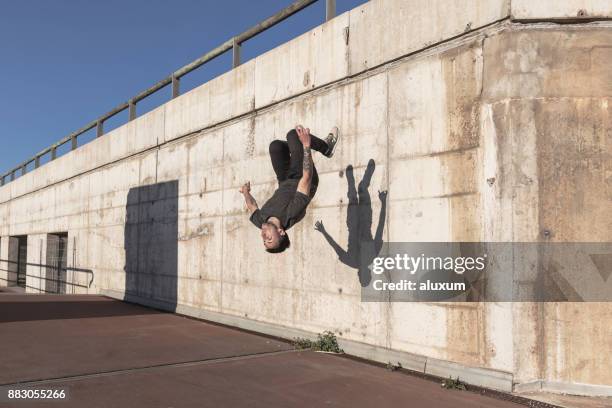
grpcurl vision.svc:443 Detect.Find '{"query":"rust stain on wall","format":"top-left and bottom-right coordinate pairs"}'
top-left (441, 40), bottom-right (486, 367)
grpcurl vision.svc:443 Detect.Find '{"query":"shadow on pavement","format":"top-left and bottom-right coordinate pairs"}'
top-left (0, 298), bottom-right (161, 323)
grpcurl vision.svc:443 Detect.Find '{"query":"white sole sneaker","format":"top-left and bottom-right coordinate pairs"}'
top-left (324, 126), bottom-right (340, 158)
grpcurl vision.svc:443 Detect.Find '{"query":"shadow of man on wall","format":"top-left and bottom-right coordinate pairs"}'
top-left (315, 159), bottom-right (387, 287)
top-left (124, 180), bottom-right (179, 312)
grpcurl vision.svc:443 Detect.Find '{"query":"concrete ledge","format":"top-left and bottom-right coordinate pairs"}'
top-left (339, 339), bottom-right (427, 373)
top-left (515, 380), bottom-right (612, 397)
top-left (425, 357), bottom-right (513, 392)
top-left (102, 289), bottom-right (513, 392)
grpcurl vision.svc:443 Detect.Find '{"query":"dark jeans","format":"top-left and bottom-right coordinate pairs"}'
top-left (268, 129), bottom-right (328, 185)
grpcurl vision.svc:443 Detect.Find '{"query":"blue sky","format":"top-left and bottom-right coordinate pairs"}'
top-left (0, 0), bottom-right (367, 176)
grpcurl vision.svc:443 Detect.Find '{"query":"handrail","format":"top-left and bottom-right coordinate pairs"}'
top-left (0, 258), bottom-right (94, 292)
top-left (0, 0), bottom-right (338, 186)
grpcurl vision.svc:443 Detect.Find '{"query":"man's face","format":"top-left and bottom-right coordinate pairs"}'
top-left (261, 222), bottom-right (283, 249)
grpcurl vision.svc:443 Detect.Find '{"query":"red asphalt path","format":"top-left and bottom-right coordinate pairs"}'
top-left (0, 294), bottom-right (527, 408)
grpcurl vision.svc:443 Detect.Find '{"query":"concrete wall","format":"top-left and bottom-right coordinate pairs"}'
top-left (482, 23), bottom-right (612, 395)
top-left (0, 237), bottom-right (12, 284)
top-left (0, 0), bottom-right (610, 396)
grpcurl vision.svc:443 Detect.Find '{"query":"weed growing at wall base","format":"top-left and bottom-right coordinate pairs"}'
top-left (441, 377), bottom-right (467, 391)
top-left (293, 331), bottom-right (344, 353)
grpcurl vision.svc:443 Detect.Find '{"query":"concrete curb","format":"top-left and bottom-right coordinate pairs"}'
top-left (515, 380), bottom-right (612, 398)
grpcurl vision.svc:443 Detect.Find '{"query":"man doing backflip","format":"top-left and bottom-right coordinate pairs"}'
top-left (240, 125), bottom-right (339, 253)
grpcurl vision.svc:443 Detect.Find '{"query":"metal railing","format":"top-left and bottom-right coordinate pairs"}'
top-left (0, 0), bottom-right (338, 187)
top-left (0, 258), bottom-right (94, 294)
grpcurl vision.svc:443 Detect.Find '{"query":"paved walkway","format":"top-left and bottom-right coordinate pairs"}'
top-left (0, 294), bottom-right (532, 407)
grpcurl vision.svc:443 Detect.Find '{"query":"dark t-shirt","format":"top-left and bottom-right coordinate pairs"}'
top-left (250, 179), bottom-right (315, 230)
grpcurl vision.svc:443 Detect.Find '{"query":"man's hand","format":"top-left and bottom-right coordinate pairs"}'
top-left (378, 190), bottom-right (388, 202)
top-left (314, 220), bottom-right (326, 233)
top-left (239, 181), bottom-right (251, 195)
top-left (240, 181), bottom-right (258, 214)
top-left (295, 125), bottom-right (311, 148)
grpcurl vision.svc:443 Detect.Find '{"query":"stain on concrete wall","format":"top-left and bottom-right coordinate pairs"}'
top-left (483, 28), bottom-right (612, 387)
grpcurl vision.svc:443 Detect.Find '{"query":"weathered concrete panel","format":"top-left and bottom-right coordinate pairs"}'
top-left (108, 105), bottom-right (165, 161)
top-left (544, 303), bottom-right (612, 386)
top-left (483, 28), bottom-right (612, 101)
top-left (389, 41), bottom-right (483, 158)
top-left (535, 97), bottom-right (611, 242)
top-left (25, 233), bottom-right (46, 293)
top-left (511, 0), bottom-right (612, 20)
top-left (164, 60), bottom-right (255, 143)
top-left (480, 27), bottom-right (612, 392)
top-left (0, 237), bottom-right (10, 284)
top-left (163, 79), bottom-right (211, 143)
top-left (348, 0), bottom-right (507, 75)
top-left (254, 12), bottom-right (349, 109)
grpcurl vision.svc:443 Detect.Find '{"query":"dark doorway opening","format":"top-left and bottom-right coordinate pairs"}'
top-left (46, 233), bottom-right (69, 294)
top-left (15, 236), bottom-right (27, 288)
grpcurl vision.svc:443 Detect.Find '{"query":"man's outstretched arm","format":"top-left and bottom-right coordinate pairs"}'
top-left (296, 126), bottom-right (313, 196)
top-left (374, 190), bottom-right (388, 253)
top-left (240, 182), bottom-right (258, 214)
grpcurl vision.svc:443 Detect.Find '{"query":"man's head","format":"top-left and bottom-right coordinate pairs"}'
top-left (261, 222), bottom-right (290, 253)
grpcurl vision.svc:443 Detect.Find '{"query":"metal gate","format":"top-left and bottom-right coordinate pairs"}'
top-left (46, 233), bottom-right (68, 294)
top-left (16, 236), bottom-right (27, 287)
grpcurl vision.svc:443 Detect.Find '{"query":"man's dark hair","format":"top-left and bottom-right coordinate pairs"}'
top-left (266, 234), bottom-right (291, 253)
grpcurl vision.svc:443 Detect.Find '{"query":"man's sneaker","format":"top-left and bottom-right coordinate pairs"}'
top-left (324, 126), bottom-right (340, 158)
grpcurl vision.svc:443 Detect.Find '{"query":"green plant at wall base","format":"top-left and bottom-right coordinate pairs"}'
top-left (386, 361), bottom-right (402, 371)
top-left (293, 331), bottom-right (344, 353)
top-left (441, 376), bottom-right (467, 391)
top-left (293, 337), bottom-right (314, 350)
top-left (315, 331), bottom-right (343, 353)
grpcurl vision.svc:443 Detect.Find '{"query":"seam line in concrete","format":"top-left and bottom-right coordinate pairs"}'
top-left (0, 349), bottom-right (298, 388)
top-left (512, 18), bottom-right (612, 25)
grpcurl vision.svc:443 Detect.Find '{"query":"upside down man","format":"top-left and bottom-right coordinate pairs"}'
top-left (240, 125), bottom-right (339, 253)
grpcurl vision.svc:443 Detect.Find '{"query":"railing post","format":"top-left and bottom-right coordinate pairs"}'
top-left (232, 37), bottom-right (241, 68)
top-left (71, 135), bottom-right (77, 150)
top-left (35, 155), bottom-right (40, 169)
top-left (1, 176), bottom-right (4, 186)
top-left (21, 165), bottom-right (26, 176)
top-left (96, 120), bottom-right (104, 138)
top-left (326, 0), bottom-right (336, 21)
top-left (172, 75), bottom-right (180, 99)
top-left (128, 99), bottom-right (136, 121)
top-left (11, 171), bottom-right (15, 181)
top-left (51, 147), bottom-right (57, 161)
